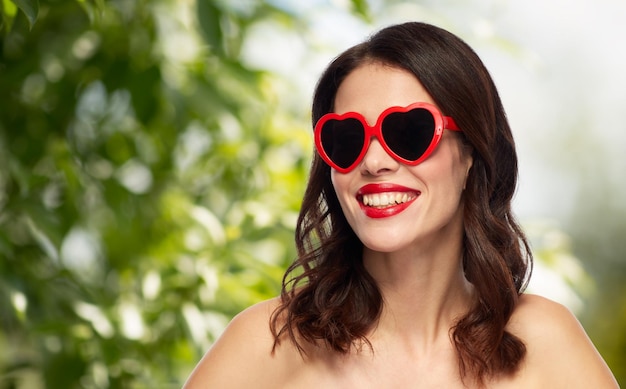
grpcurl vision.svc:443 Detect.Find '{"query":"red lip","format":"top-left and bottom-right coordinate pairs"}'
top-left (357, 183), bottom-right (420, 219)
top-left (357, 183), bottom-right (417, 195)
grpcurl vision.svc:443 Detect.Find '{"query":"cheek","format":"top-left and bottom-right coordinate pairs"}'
top-left (330, 171), bottom-right (350, 204)
top-left (330, 171), bottom-right (362, 226)
top-left (442, 141), bottom-right (473, 192)
top-left (420, 155), bottom-right (471, 206)
top-left (330, 170), bottom-right (340, 194)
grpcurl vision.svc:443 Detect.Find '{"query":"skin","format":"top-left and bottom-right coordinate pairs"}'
top-left (183, 63), bottom-right (619, 388)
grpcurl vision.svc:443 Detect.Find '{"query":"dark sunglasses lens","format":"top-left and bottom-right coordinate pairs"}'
top-left (381, 108), bottom-right (435, 161)
top-left (320, 118), bottom-right (365, 169)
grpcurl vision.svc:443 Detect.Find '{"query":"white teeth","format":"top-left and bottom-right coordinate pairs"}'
top-left (361, 192), bottom-right (415, 207)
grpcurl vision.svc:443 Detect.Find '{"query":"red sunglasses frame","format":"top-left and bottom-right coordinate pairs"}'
top-left (314, 102), bottom-right (461, 173)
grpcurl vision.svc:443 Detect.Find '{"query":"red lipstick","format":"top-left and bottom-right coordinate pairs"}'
top-left (357, 183), bottom-right (420, 219)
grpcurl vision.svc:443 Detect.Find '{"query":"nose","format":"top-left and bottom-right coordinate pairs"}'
top-left (359, 137), bottom-right (400, 176)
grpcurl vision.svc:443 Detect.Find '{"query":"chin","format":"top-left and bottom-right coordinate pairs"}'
top-left (359, 235), bottom-right (413, 254)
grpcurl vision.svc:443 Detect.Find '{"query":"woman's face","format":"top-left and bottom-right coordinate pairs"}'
top-left (330, 62), bottom-right (473, 254)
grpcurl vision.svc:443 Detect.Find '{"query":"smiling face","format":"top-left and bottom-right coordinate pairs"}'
top-left (330, 62), bottom-right (473, 254)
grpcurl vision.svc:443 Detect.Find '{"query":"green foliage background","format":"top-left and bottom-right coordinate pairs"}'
top-left (0, 0), bottom-right (624, 387)
top-left (1, 0), bottom-right (317, 386)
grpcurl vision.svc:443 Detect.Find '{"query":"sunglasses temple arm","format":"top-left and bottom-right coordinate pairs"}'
top-left (444, 116), bottom-right (461, 131)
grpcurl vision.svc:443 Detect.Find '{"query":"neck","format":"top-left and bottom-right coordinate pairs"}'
top-left (363, 240), bottom-right (474, 349)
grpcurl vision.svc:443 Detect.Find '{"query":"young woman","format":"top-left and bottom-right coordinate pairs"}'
top-left (183, 22), bottom-right (618, 388)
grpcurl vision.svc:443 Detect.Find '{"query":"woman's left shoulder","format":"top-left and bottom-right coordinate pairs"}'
top-left (511, 293), bottom-right (576, 326)
top-left (509, 294), bottom-right (586, 345)
top-left (507, 293), bottom-right (618, 388)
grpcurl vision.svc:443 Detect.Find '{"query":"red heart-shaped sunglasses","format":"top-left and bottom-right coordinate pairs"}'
top-left (314, 102), bottom-right (461, 173)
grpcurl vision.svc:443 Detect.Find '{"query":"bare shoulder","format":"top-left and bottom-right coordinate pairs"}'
top-left (508, 293), bottom-right (618, 388)
top-left (182, 298), bottom-right (298, 389)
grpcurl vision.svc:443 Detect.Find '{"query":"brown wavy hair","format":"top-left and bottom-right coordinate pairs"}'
top-left (270, 21), bottom-right (533, 385)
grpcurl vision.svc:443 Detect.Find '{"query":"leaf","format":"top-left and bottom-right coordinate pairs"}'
top-left (196, 0), bottom-right (224, 57)
top-left (1, 0), bottom-right (18, 34)
top-left (10, 0), bottom-right (38, 28)
top-left (2, 0), bottom-right (17, 19)
top-left (350, 0), bottom-right (371, 22)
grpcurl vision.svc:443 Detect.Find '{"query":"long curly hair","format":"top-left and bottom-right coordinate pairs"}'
top-left (270, 21), bottom-right (533, 385)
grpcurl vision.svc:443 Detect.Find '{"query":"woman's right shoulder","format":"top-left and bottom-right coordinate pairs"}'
top-left (182, 297), bottom-right (299, 389)
top-left (225, 297), bottom-right (282, 339)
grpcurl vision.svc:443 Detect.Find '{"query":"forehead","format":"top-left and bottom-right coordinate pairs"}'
top-left (334, 63), bottom-right (436, 121)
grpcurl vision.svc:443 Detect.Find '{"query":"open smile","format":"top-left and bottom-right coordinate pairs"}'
top-left (361, 192), bottom-right (417, 207)
top-left (357, 184), bottom-right (420, 218)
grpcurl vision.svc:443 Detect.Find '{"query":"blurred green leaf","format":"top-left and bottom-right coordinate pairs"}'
top-left (350, 0), bottom-right (371, 22)
top-left (1, 0), bottom-right (18, 34)
top-left (10, 0), bottom-right (38, 28)
top-left (196, 0), bottom-right (224, 57)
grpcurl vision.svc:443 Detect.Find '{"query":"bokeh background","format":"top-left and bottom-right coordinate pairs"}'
top-left (1, 0), bottom-right (624, 387)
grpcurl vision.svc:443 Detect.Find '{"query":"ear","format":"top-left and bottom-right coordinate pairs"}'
top-left (462, 146), bottom-right (474, 190)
